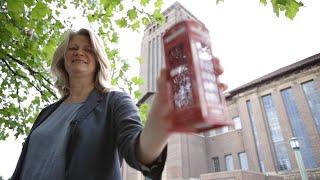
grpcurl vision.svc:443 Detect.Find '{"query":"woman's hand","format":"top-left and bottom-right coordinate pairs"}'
top-left (136, 57), bottom-right (227, 165)
top-left (146, 56), bottom-right (228, 133)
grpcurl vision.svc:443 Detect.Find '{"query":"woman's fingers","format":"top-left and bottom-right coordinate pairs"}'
top-left (157, 69), bottom-right (167, 90)
top-left (212, 57), bottom-right (228, 92)
top-left (213, 57), bottom-right (224, 75)
top-left (218, 82), bottom-right (228, 92)
top-left (155, 69), bottom-right (172, 106)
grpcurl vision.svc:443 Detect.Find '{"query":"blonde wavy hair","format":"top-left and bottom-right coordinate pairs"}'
top-left (51, 28), bottom-right (111, 97)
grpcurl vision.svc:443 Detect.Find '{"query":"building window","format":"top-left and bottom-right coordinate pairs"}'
top-left (208, 129), bottom-right (216, 136)
top-left (149, 28), bottom-right (152, 35)
top-left (281, 88), bottom-right (317, 168)
top-left (212, 157), bottom-right (220, 172)
top-left (233, 116), bottom-right (242, 129)
top-left (246, 100), bottom-right (265, 172)
top-left (302, 80), bottom-right (320, 134)
top-left (262, 94), bottom-right (291, 171)
top-left (225, 154), bottom-right (234, 171)
top-left (222, 126), bottom-right (228, 133)
top-left (208, 126), bottom-right (228, 137)
top-left (239, 152), bottom-right (249, 171)
top-left (165, 16), bottom-right (168, 22)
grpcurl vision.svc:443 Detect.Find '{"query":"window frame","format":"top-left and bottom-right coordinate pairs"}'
top-left (225, 154), bottom-right (234, 171)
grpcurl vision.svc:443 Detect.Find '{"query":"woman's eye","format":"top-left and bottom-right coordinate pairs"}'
top-left (84, 48), bottom-right (93, 52)
top-left (69, 47), bottom-right (77, 50)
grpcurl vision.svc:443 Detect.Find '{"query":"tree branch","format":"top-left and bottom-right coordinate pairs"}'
top-left (134, 6), bottom-right (152, 17)
top-left (2, 57), bottom-right (58, 99)
top-left (6, 53), bottom-right (54, 87)
top-left (0, 58), bottom-right (44, 96)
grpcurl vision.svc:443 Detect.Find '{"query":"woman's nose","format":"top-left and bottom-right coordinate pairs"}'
top-left (73, 48), bottom-right (85, 56)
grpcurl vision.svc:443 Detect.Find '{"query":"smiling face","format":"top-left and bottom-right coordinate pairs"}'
top-left (64, 35), bottom-right (97, 80)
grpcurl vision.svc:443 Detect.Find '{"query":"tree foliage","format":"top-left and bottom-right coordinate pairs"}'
top-left (260, 0), bottom-right (304, 19)
top-left (0, 0), bottom-right (163, 140)
top-left (216, 0), bottom-right (304, 19)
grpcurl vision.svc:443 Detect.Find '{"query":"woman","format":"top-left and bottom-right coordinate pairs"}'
top-left (12, 28), bottom-right (227, 180)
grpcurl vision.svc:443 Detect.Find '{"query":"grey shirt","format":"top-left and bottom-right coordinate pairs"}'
top-left (21, 102), bottom-right (82, 180)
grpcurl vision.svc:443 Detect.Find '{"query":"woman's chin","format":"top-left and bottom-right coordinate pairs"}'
top-left (69, 69), bottom-right (92, 77)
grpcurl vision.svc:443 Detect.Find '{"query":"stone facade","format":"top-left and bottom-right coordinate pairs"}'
top-left (126, 2), bottom-right (320, 180)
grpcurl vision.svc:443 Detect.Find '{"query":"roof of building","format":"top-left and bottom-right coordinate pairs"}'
top-left (144, 1), bottom-right (203, 30)
top-left (225, 53), bottom-right (320, 99)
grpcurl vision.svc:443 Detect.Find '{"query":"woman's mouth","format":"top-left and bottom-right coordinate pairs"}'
top-left (72, 59), bottom-right (87, 64)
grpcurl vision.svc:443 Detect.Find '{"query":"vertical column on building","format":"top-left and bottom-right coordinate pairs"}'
top-left (237, 98), bottom-right (262, 172)
top-left (151, 37), bottom-right (157, 91)
top-left (157, 35), bottom-right (161, 78)
top-left (246, 99), bottom-right (265, 172)
top-left (155, 35), bottom-right (160, 89)
top-left (147, 40), bottom-right (151, 91)
top-left (160, 32), bottom-right (164, 68)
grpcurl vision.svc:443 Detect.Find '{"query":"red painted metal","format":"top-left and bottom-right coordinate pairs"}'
top-left (163, 20), bottom-right (233, 133)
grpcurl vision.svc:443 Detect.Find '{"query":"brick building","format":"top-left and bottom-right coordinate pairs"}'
top-left (122, 2), bottom-right (320, 180)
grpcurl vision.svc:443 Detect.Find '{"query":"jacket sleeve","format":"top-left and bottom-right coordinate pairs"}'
top-left (111, 91), bottom-right (167, 179)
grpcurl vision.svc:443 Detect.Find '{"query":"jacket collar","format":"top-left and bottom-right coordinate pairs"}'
top-left (73, 88), bottom-right (104, 123)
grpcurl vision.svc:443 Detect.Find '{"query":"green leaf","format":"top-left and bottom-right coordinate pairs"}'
top-left (4, 23), bottom-right (20, 37)
top-left (118, 4), bottom-right (124, 11)
top-left (127, 9), bottom-right (138, 21)
top-left (270, 0), bottom-right (304, 19)
top-left (136, 57), bottom-right (144, 64)
top-left (16, 49), bottom-right (29, 59)
top-left (260, 0), bottom-right (267, 5)
top-left (134, 90), bottom-right (142, 99)
top-left (7, 0), bottom-right (24, 12)
top-left (142, 17), bottom-right (150, 26)
top-left (285, 0), bottom-right (303, 19)
top-left (139, 103), bottom-right (150, 125)
top-left (111, 32), bottom-right (118, 43)
top-left (31, 1), bottom-right (51, 19)
top-left (107, 49), bottom-right (119, 59)
top-left (122, 62), bottom-right (129, 71)
top-left (271, 0), bottom-right (280, 17)
top-left (277, 0), bottom-right (287, 6)
top-left (154, 0), bottom-right (163, 8)
top-left (216, 0), bottom-right (224, 5)
top-left (131, 20), bottom-right (140, 31)
top-left (111, 77), bottom-right (118, 85)
top-left (140, 0), bottom-right (149, 6)
top-left (88, 14), bottom-right (97, 23)
top-left (131, 76), bottom-right (144, 85)
top-left (42, 39), bottom-right (56, 62)
top-left (115, 18), bottom-right (127, 28)
top-left (25, 0), bottom-right (36, 7)
top-left (153, 9), bottom-right (165, 24)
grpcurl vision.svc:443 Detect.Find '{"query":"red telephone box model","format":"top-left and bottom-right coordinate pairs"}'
top-left (163, 20), bottom-right (233, 132)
